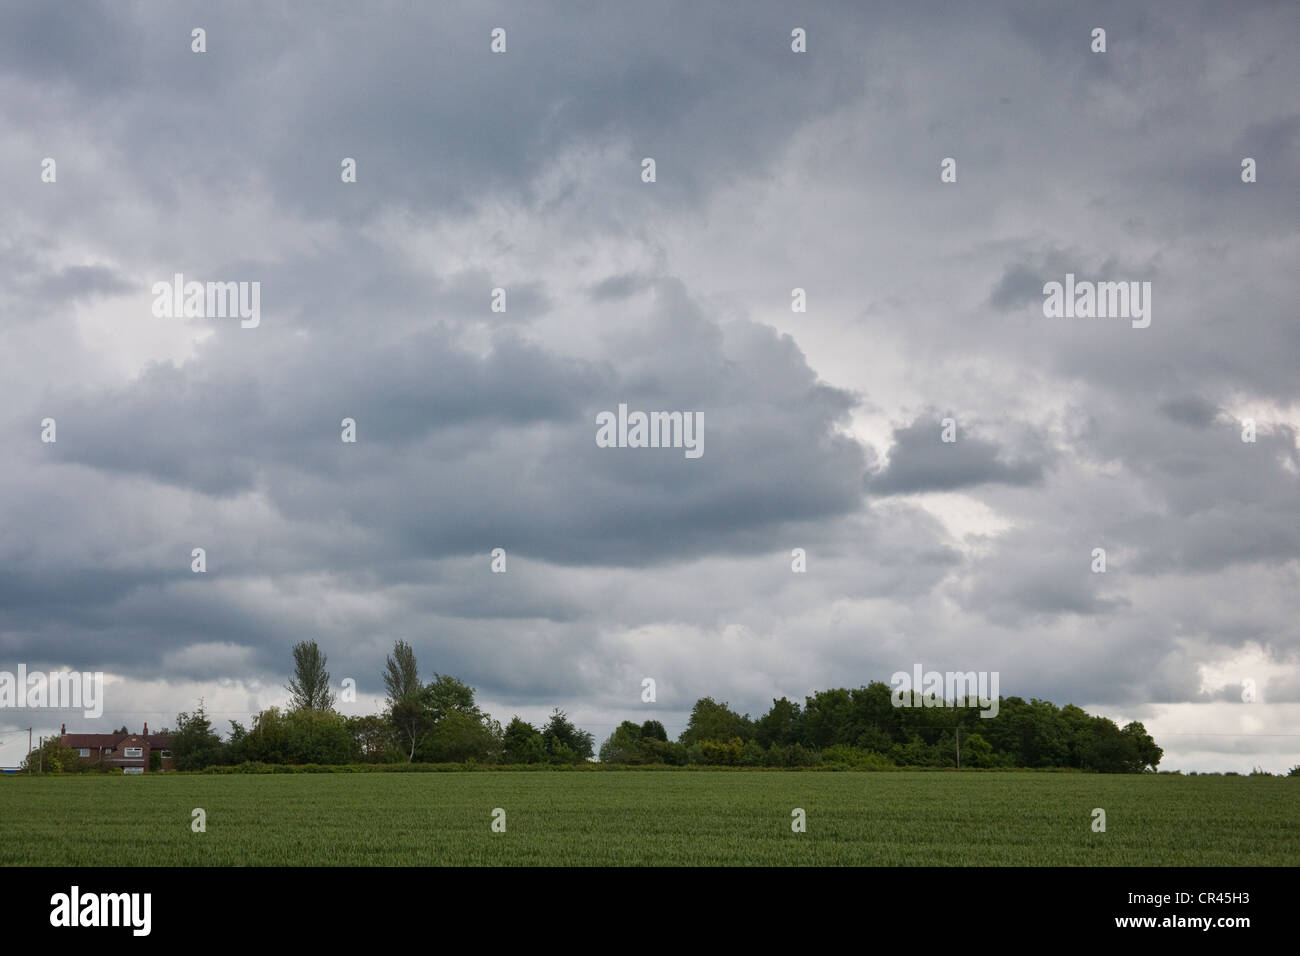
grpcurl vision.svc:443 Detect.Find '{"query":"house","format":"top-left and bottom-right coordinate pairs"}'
top-left (59, 723), bottom-right (175, 773)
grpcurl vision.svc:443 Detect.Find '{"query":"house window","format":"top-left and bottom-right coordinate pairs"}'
top-left (78, 748), bottom-right (90, 757)
top-left (124, 746), bottom-right (143, 757)
top-left (159, 750), bottom-right (172, 757)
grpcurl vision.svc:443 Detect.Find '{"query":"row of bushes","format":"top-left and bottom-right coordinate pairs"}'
top-left (600, 687), bottom-right (1168, 773)
top-left (598, 721), bottom-right (1093, 770)
top-left (166, 703), bottom-right (598, 770)
top-left (195, 759), bottom-right (1078, 774)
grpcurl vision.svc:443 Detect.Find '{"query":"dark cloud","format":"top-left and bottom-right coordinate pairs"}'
top-left (867, 416), bottom-right (1049, 495)
top-left (1160, 396), bottom-right (1219, 429)
top-left (1, 0), bottom-right (1298, 772)
top-left (36, 264), bottom-right (133, 301)
top-left (589, 273), bottom-right (654, 301)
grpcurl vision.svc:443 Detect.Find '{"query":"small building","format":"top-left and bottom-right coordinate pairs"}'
top-left (59, 723), bottom-right (175, 773)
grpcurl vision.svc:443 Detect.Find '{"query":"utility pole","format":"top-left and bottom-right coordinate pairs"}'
top-left (27, 727), bottom-right (32, 765)
top-left (956, 725), bottom-right (961, 770)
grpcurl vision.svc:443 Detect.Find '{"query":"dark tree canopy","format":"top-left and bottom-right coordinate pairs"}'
top-left (286, 640), bottom-right (334, 712)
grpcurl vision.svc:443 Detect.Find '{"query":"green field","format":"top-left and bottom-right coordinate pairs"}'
top-left (2, 771), bottom-right (1296, 866)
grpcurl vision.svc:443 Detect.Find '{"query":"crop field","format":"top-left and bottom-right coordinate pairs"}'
top-left (2, 771), bottom-right (1296, 866)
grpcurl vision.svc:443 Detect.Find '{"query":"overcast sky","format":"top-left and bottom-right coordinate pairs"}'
top-left (2, 0), bottom-right (1297, 771)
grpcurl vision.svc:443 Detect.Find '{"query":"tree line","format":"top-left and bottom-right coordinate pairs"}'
top-left (609, 687), bottom-right (1163, 773)
top-left (149, 641), bottom-right (1168, 773)
top-left (168, 640), bottom-right (594, 769)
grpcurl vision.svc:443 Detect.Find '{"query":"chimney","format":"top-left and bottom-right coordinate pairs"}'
top-left (143, 722), bottom-right (149, 736)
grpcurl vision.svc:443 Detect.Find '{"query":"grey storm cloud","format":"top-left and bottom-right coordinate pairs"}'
top-left (867, 416), bottom-right (1050, 495)
top-left (35, 264), bottom-right (133, 301)
top-left (0, 1), bottom-right (877, 221)
top-left (31, 278), bottom-right (868, 567)
top-left (1, 0), bottom-right (1298, 773)
top-left (589, 273), bottom-right (655, 301)
top-left (1159, 396), bottom-right (1219, 429)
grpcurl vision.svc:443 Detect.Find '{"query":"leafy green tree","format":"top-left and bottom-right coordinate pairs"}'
top-left (346, 714), bottom-right (397, 762)
top-left (889, 735), bottom-right (935, 768)
top-left (541, 708), bottom-right (594, 763)
top-left (172, 702), bottom-right (225, 770)
top-left (22, 737), bottom-right (80, 773)
top-left (383, 652), bottom-right (508, 764)
top-left (599, 721), bottom-right (645, 764)
top-left (502, 717), bottom-right (547, 764)
top-left (1058, 703), bottom-right (1096, 768)
top-left (1078, 716), bottom-right (1142, 773)
top-left (849, 682), bottom-right (901, 746)
top-left (680, 698), bottom-right (754, 746)
top-left (426, 710), bottom-right (502, 763)
top-left (698, 737), bottom-right (744, 765)
top-left (228, 707), bottom-right (356, 764)
top-left (785, 743), bottom-right (819, 766)
top-left (803, 688), bottom-right (853, 748)
top-left (646, 739), bottom-right (688, 765)
top-left (383, 640), bottom-right (422, 700)
top-left (423, 673), bottom-right (482, 723)
top-left (225, 720), bottom-right (248, 763)
top-left (383, 641), bottom-right (430, 762)
top-left (1121, 721), bottom-right (1163, 771)
top-left (286, 640), bottom-right (335, 711)
top-left (755, 697), bottom-right (803, 748)
top-left (554, 742), bottom-right (582, 762)
top-left (230, 707), bottom-right (288, 763)
top-left (283, 707), bottom-right (355, 763)
top-left (412, 674), bottom-right (495, 762)
top-left (599, 721), bottom-right (685, 765)
top-left (1020, 698), bottom-right (1069, 767)
top-left (980, 696), bottom-right (1030, 766)
top-left (854, 725), bottom-right (894, 752)
top-left (962, 732), bottom-right (995, 768)
top-left (640, 720), bottom-right (668, 742)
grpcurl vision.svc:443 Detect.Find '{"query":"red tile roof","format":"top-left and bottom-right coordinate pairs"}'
top-left (61, 732), bottom-right (173, 749)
